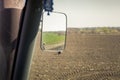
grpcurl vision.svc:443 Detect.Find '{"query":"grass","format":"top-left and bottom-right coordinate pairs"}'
top-left (42, 32), bottom-right (65, 45)
top-left (95, 27), bottom-right (119, 34)
top-left (79, 27), bottom-right (120, 34)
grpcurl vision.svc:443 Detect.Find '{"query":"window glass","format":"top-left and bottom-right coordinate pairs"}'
top-left (29, 0), bottom-right (120, 80)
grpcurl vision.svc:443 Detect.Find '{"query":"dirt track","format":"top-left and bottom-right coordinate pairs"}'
top-left (29, 29), bottom-right (120, 80)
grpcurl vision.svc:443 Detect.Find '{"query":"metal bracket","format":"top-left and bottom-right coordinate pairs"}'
top-left (43, 0), bottom-right (54, 15)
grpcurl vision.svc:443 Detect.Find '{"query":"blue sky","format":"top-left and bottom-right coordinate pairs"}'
top-left (53, 0), bottom-right (120, 28)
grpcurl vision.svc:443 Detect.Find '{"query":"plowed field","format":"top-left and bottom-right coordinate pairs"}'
top-left (29, 29), bottom-right (120, 80)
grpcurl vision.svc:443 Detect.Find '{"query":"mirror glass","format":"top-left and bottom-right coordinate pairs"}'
top-left (41, 12), bottom-right (67, 52)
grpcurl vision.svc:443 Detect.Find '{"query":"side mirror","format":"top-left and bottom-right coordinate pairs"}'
top-left (40, 12), bottom-right (67, 52)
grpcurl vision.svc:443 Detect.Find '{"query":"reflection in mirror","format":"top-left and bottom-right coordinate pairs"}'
top-left (41, 12), bottom-right (67, 52)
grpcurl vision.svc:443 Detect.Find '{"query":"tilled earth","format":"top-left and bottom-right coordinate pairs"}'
top-left (29, 29), bottom-right (120, 80)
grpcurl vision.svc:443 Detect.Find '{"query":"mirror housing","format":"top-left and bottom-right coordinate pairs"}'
top-left (40, 11), bottom-right (67, 53)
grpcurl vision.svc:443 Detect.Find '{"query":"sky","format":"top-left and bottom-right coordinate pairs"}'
top-left (53, 0), bottom-right (120, 28)
top-left (43, 12), bottom-right (66, 31)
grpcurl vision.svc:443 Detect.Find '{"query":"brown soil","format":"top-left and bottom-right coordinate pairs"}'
top-left (29, 29), bottom-right (120, 80)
